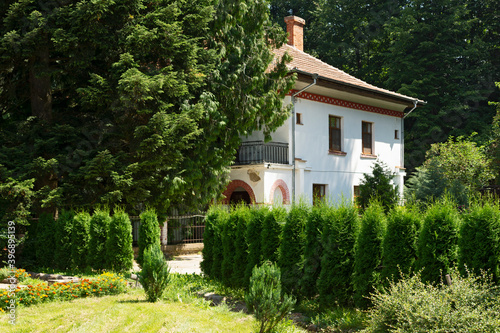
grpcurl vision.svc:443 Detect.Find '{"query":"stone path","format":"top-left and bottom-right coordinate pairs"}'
top-left (166, 254), bottom-right (202, 275)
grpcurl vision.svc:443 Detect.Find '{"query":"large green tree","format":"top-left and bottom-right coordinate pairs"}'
top-left (0, 0), bottom-right (294, 221)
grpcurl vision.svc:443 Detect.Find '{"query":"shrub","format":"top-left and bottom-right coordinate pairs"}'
top-left (363, 270), bottom-right (500, 333)
top-left (459, 201), bottom-right (500, 282)
top-left (71, 211), bottom-right (91, 270)
top-left (278, 202), bottom-right (309, 296)
top-left (137, 209), bottom-right (161, 267)
top-left (106, 210), bottom-right (134, 272)
top-left (317, 202), bottom-right (359, 306)
top-left (19, 220), bottom-right (38, 269)
top-left (210, 208), bottom-right (229, 280)
top-left (139, 244), bottom-right (170, 302)
top-left (88, 209), bottom-right (111, 270)
top-left (201, 206), bottom-right (225, 277)
top-left (35, 212), bottom-right (56, 268)
top-left (54, 210), bottom-right (75, 270)
top-left (357, 160), bottom-right (399, 212)
top-left (221, 208), bottom-right (239, 285)
top-left (353, 201), bottom-right (386, 308)
top-left (300, 203), bottom-right (328, 298)
top-left (245, 261), bottom-right (296, 333)
top-left (244, 206), bottom-right (269, 288)
top-left (416, 199), bottom-right (460, 284)
top-left (232, 205), bottom-right (251, 288)
top-left (261, 206), bottom-right (286, 263)
top-left (380, 205), bottom-right (420, 285)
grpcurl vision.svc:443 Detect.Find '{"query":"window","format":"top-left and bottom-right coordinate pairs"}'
top-left (353, 185), bottom-right (360, 199)
top-left (395, 129), bottom-right (399, 140)
top-left (362, 121), bottom-right (373, 155)
top-left (329, 116), bottom-right (341, 152)
top-left (296, 113), bottom-right (303, 125)
top-left (313, 184), bottom-right (326, 206)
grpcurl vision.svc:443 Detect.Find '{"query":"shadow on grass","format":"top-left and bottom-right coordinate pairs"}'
top-left (117, 299), bottom-right (149, 304)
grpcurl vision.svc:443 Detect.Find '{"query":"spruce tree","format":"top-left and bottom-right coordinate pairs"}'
top-left (357, 160), bottom-right (399, 212)
top-left (317, 202), bottom-right (359, 306)
top-left (106, 210), bottom-right (134, 272)
top-left (35, 213), bottom-right (56, 268)
top-left (278, 202), bottom-right (309, 296)
top-left (137, 209), bottom-right (161, 267)
top-left (71, 211), bottom-right (91, 270)
top-left (353, 201), bottom-right (386, 308)
top-left (88, 209), bottom-right (111, 270)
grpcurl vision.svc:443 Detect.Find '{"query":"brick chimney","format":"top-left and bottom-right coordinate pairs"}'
top-left (284, 16), bottom-right (305, 52)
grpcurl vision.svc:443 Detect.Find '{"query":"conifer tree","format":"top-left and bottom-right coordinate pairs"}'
top-left (137, 209), bottom-right (161, 267)
top-left (54, 210), bottom-right (75, 270)
top-left (232, 205), bottom-right (251, 288)
top-left (261, 206), bottom-right (286, 263)
top-left (88, 209), bottom-right (111, 270)
top-left (71, 211), bottom-right (91, 270)
top-left (244, 206), bottom-right (269, 288)
top-left (106, 210), bottom-right (134, 272)
top-left (201, 206), bottom-right (228, 277)
top-left (35, 213), bottom-right (56, 268)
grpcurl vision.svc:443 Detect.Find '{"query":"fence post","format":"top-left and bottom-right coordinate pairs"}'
top-left (160, 219), bottom-right (168, 246)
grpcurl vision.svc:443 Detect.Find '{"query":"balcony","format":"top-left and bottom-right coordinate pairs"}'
top-left (235, 141), bottom-right (289, 165)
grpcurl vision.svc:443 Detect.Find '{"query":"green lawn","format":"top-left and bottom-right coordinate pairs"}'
top-left (1, 288), bottom-right (258, 333)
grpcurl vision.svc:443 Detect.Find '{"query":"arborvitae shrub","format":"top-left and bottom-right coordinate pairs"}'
top-left (137, 209), bottom-right (161, 267)
top-left (245, 261), bottom-right (296, 333)
top-left (381, 205), bottom-right (420, 285)
top-left (317, 202), bottom-right (359, 306)
top-left (459, 201), bottom-right (500, 282)
top-left (232, 205), bottom-right (252, 288)
top-left (210, 208), bottom-right (229, 280)
top-left (300, 203), bottom-right (328, 298)
top-left (278, 202), bottom-right (309, 296)
top-left (106, 210), bottom-right (134, 272)
top-left (201, 206), bottom-right (226, 277)
top-left (244, 206), bottom-right (269, 288)
top-left (139, 244), bottom-right (170, 302)
top-left (353, 201), bottom-right (386, 308)
top-left (221, 208), bottom-right (239, 285)
top-left (261, 206), bottom-right (286, 263)
top-left (20, 221), bottom-right (38, 269)
top-left (416, 199), bottom-right (460, 284)
top-left (54, 210), bottom-right (75, 270)
top-left (88, 209), bottom-right (111, 270)
top-left (71, 211), bottom-right (91, 270)
top-left (35, 213), bottom-right (56, 268)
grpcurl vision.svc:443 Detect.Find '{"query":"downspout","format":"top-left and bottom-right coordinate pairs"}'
top-left (401, 99), bottom-right (418, 169)
top-left (291, 73), bottom-right (318, 204)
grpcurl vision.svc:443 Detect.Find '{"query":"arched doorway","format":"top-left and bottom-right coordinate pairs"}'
top-left (222, 180), bottom-right (256, 205)
top-left (229, 187), bottom-right (251, 205)
top-left (269, 179), bottom-right (290, 205)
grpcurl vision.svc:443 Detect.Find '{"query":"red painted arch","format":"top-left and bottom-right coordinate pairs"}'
top-left (269, 179), bottom-right (290, 205)
top-left (222, 179), bottom-right (256, 204)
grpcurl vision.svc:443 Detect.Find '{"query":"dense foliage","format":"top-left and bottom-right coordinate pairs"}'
top-left (200, 206), bottom-right (227, 277)
top-left (87, 209), bottom-right (111, 270)
top-left (35, 213), bottom-right (55, 268)
top-left (357, 161), bottom-right (398, 212)
top-left (245, 261), bottom-right (296, 333)
top-left (105, 210), bottom-right (134, 272)
top-left (0, 0), bottom-right (294, 223)
top-left (232, 205), bottom-right (251, 288)
top-left (54, 210), bottom-right (75, 270)
top-left (137, 209), bottom-right (161, 267)
top-left (139, 244), bottom-right (170, 302)
top-left (244, 206), bottom-right (268, 288)
top-left (261, 206), bottom-right (286, 263)
top-left (71, 211), bottom-right (91, 270)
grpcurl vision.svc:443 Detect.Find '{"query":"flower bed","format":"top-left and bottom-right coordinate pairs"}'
top-left (0, 272), bottom-right (127, 312)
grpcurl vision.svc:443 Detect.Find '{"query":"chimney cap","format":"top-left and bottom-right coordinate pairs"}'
top-left (284, 16), bottom-right (305, 26)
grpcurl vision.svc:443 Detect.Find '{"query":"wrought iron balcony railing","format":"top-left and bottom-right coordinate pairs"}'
top-left (235, 141), bottom-right (289, 165)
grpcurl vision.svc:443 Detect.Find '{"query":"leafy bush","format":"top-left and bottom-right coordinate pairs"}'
top-left (139, 244), bottom-right (170, 302)
top-left (363, 270), bottom-right (500, 333)
top-left (201, 206), bottom-right (226, 277)
top-left (381, 205), bottom-right (420, 285)
top-left (459, 201), bottom-right (500, 282)
top-left (221, 208), bottom-right (238, 285)
top-left (0, 267), bottom-right (30, 282)
top-left (71, 211), bottom-right (91, 270)
top-left (301, 203), bottom-right (328, 298)
top-left (278, 202), bottom-right (309, 296)
top-left (88, 209), bottom-right (111, 270)
top-left (245, 261), bottom-right (296, 333)
top-left (0, 272), bottom-right (127, 312)
top-left (137, 209), bottom-right (161, 267)
top-left (416, 199), bottom-right (460, 284)
top-left (54, 210), bottom-right (75, 270)
top-left (232, 205), bottom-right (251, 288)
top-left (357, 160), bottom-right (398, 212)
top-left (317, 202), bottom-right (359, 306)
top-left (210, 208), bottom-right (229, 280)
top-left (353, 201), bottom-right (386, 308)
top-left (245, 206), bottom-right (268, 288)
top-left (106, 210), bottom-right (134, 272)
top-left (35, 212), bottom-right (56, 268)
top-left (261, 206), bottom-right (286, 263)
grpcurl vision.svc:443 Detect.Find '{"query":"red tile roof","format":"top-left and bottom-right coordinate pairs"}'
top-left (273, 44), bottom-right (425, 104)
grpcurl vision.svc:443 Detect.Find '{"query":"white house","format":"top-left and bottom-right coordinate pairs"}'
top-left (222, 16), bottom-right (425, 205)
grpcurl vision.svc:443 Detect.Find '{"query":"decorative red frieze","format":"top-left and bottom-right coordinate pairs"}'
top-left (222, 179), bottom-right (257, 204)
top-left (269, 179), bottom-right (290, 205)
top-left (288, 90), bottom-right (404, 118)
